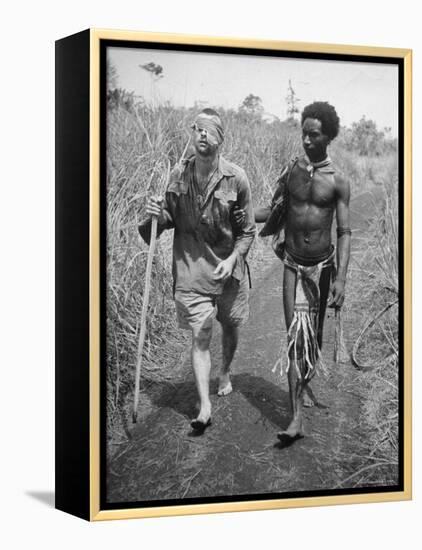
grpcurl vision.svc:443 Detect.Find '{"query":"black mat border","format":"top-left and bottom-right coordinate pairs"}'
top-left (99, 38), bottom-right (405, 512)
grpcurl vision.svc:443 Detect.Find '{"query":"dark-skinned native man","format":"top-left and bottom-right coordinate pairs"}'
top-left (236, 101), bottom-right (351, 443)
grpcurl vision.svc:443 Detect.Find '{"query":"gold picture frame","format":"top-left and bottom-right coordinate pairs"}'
top-left (55, 28), bottom-right (412, 521)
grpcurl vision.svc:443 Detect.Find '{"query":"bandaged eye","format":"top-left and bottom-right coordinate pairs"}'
top-left (191, 116), bottom-right (224, 146)
top-left (191, 123), bottom-right (207, 136)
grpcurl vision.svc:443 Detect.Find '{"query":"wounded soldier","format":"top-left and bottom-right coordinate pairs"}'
top-left (140, 109), bottom-right (255, 433)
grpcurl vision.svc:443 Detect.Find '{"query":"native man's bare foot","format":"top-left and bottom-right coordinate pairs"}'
top-left (277, 418), bottom-right (304, 442)
top-left (217, 373), bottom-right (232, 396)
top-left (303, 385), bottom-right (318, 408)
top-left (303, 392), bottom-right (315, 408)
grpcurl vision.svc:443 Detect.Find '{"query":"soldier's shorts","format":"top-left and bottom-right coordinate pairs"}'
top-left (174, 276), bottom-right (249, 332)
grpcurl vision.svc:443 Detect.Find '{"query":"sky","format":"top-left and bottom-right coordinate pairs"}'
top-left (108, 46), bottom-right (399, 136)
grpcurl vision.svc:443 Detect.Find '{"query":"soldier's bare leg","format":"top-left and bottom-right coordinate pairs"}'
top-left (218, 324), bottom-right (238, 396)
top-left (191, 324), bottom-right (213, 424)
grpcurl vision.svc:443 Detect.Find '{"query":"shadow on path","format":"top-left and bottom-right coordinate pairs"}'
top-left (231, 373), bottom-right (290, 429)
top-left (142, 371), bottom-right (290, 431)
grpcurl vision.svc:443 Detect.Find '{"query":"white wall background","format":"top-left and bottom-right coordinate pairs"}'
top-left (1, 1), bottom-right (419, 548)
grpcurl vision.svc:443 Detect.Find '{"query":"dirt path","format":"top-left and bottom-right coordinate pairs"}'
top-left (107, 189), bottom-right (382, 504)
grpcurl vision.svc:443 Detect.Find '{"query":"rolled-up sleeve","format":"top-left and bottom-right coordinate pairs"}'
top-left (232, 172), bottom-right (256, 279)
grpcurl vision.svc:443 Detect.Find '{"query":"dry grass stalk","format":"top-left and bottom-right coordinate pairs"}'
top-left (334, 309), bottom-right (349, 364)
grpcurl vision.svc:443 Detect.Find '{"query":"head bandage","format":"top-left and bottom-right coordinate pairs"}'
top-left (192, 114), bottom-right (224, 146)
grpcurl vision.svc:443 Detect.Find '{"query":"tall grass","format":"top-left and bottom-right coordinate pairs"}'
top-left (338, 173), bottom-right (399, 487)
top-left (106, 102), bottom-right (192, 442)
top-left (331, 140), bottom-right (398, 194)
top-left (106, 95), bottom-right (399, 470)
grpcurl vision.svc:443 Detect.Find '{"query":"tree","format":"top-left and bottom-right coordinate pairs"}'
top-left (350, 116), bottom-right (385, 156)
top-left (286, 79), bottom-right (300, 120)
top-left (239, 94), bottom-right (264, 116)
top-left (107, 89), bottom-right (135, 111)
top-left (140, 62), bottom-right (164, 80)
top-left (107, 59), bottom-right (119, 90)
top-left (140, 62), bottom-right (164, 107)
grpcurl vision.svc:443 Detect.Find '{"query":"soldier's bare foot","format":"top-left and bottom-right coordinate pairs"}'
top-left (191, 403), bottom-right (212, 432)
top-left (190, 416), bottom-right (212, 432)
top-left (217, 373), bottom-right (232, 396)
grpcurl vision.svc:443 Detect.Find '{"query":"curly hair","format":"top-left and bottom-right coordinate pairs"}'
top-left (301, 101), bottom-right (340, 140)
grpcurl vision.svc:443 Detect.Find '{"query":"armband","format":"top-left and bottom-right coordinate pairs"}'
top-left (336, 227), bottom-right (352, 237)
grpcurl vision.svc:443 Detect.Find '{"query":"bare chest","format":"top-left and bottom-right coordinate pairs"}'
top-left (195, 173), bottom-right (209, 192)
top-left (288, 169), bottom-right (336, 208)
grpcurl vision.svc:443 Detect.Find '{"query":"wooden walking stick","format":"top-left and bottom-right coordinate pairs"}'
top-left (132, 162), bottom-right (170, 423)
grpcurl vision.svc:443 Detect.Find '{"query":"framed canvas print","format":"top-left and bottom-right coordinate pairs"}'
top-left (55, 28), bottom-right (412, 521)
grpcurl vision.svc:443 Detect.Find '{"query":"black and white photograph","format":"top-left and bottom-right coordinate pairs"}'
top-left (4, 0), bottom-right (421, 543)
top-left (102, 40), bottom-right (404, 509)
